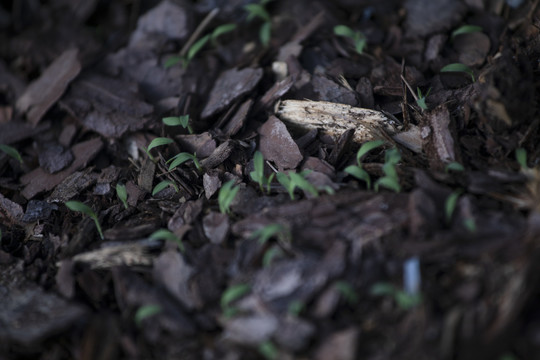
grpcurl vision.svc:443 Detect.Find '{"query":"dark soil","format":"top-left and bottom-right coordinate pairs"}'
top-left (1, 0), bottom-right (540, 359)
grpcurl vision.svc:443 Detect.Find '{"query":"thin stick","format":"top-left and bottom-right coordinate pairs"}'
top-left (179, 8), bottom-right (220, 58)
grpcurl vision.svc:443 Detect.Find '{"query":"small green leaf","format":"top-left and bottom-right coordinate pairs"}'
top-left (370, 282), bottom-right (397, 296)
top-left (0, 144), bottom-right (23, 164)
top-left (441, 63), bottom-right (475, 82)
top-left (152, 180), bottom-right (179, 196)
top-left (258, 340), bottom-right (279, 360)
top-left (65, 201), bottom-right (104, 240)
top-left (168, 152), bottom-right (197, 171)
top-left (163, 115), bottom-right (189, 127)
top-left (164, 56), bottom-right (181, 68)
top-left (211, 23), bottom-right (237, 40)
top-left (345, 165), bottom-right (371, 189)
top-left (375, 176), bottom-right (401, 193)
top-left (262, 246), bottom-right (284, 267)
top-left (356, 140), bottom-right (385, 164)
top-left (335, 281), bottom-right (358, 305)
top-left (333, 25), bottom-right (356, 38)
top-left (463, 218), bottom-right (477, 232)
top-left (135, 304), bottom-right (162, 327)
top-left (150, 229), bottom-right (184, 252)
top-left (416, 87), bottom-right (431, 111)
top-left (451, 25), bottom-right (482, 39)
top-left (221, 283), bottom-right (251, 309)
top-left (187, 34), bottom-right (211, 62)
top-left (116, 183), bottom-right (128, 209)
top-left (445, 161), bottom-right (465, 173)
top-left (218, 180), bottom-right (240, 214)
top-left (147, 137), bottom-right (174, 152)
top-left (276, 172), bottom-right (294, 199)
top-left (250, 223), bottom-right (287, 244)
top-left (289, 172), bottom-right (318, 197)
top-left (353, 34), bottom-right (366, 54)
top-left (384, 148), bottom-right (401, 165)
top-left (250, 150), bottom-right (266, 191)
top-left (516, 148), bottom-right (528, 169)
top-left (259, 21), bottom-right (271, 46)
top-left (244, 3), bottom-right (271, 22)
top-left (395, 292), bottom-right (422, 310)
top-left (445, 190), bottom-right (462, 223)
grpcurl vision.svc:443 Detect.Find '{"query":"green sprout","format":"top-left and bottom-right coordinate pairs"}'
top-left (445, 189), bottom-right (462, 224)
top-left (244, 0), bottom-right (272, 46)
top-left (65, 201), bottom-right (104, 240)
top-left (335, 281), bottom-right (358, 305)
top-left (416, 87), bottom-right (431, 111)
top-left (163, 115), bottom-right (193, 134)
top-left (344, 139), bottom-right (385, 189)
top-left (451, 25), bottom-right (482, 39)
top-left (221, 283), bottom-right (251, 318)
top-left (262, 245), bottom-right (284, 267)
top-left (0, 144), bottom-right (23, 164)
top-left (250, 223), bottom-right (289, 244)
top-left (116, 183), bottom-right (128, 209)
top-left (258, 340), bottom-right (279, 360)
top-left (516, 148), bottom-right (528, 169)
top-left (370, 282), bottom-right (422, 310)
top-left (445, 161), bottom-right (465, 173)
top-left (144, 137), bottom-right (174, 161)
top-left (374, 148), bottom-right (401, 193)
top-left (165, 23), bottom-right (237, 68)
top-left (276, 171), bottom-right (318, 200)
top-left (441, 63), bottom-right (475, 82)
top-left (463, 218), bottom-right (477, 233)
top-left (218, 180), bottom-right (240, 214)
top-left (150, 228), bottom-right (184, 252)
top-left (334, 25), bottom-right (367, 55)
top-left (168, 152), bottom-right (202, 172)
top-left (134, 304), bottom-right (162, 327)
top-left (152, 180), bottom-right (179, 196)
top-left (250, 151), bottom-right (275, 193)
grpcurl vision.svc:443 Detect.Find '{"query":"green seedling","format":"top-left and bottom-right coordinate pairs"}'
top-left (445, 190), bottom-right (462, 224)
top-left (416, 87), bottom-right (431, 111)
top-left (144, 137), bottom-right (174, 161)
top-left (463, 218), bottom-right (477, 233)
top-left (134, 304), bottom-right (162, 327)
top-left (370, 282), bottom-right (422, 310)
top-left (258, 340), bottom-right (279, 360)
top-left (445, 161), bottom-right (465, 173)
top-left (374, 148), bottom-right (401, 193)
top-left (263, 245), bottom-right (284, 267)
top-left (250, 151), bottom-right (275, 193)
top-left (334, 25), bottom-right (367, 55)
top-left (221, 283), bottom-right (251, 318)
top-left (344, 139), bottom-right (385, 189)
top-left (516, 148), bottom-right (528, 169)
top-left (116, 183), bottom-right (128, 209)
top-left (168, 152), bottom-right (201, 171)
top-left (244, 1), bottom-right (272, 46)
top-left (335, 281), bottom-right (358, 305)
top-left (451, 25), bottom-right (482, 39)
top-left (150, 228), bottom-right (184, 252)
top-left (218, 180), bottom-right (240, 214)
top-left (250, 223), bottom-right (289, 244)
top-left (276, 171), bottom-right (318, 200)
top-left (287, 299), bottom-right (305, 317)
top-left (65, 201), bottom-right (104, 240)
top-left (440, 63), bottom-right (475, 82)
top-left (0, 144), bottom-right (23, 164)
top-left (152, 180), bottom-right (179, 196)
top-left (165, 23), bottom-right (237, 68)
top-left (163, 115), bottom-right (193, 134)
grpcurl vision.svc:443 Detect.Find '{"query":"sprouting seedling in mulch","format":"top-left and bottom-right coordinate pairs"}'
top-left (445, 189), bottom-right (462, 224)
top-left (335, 280), bottom-right (359, 305)
top-left (416, 87), bottom-right (431, 111)
top-left (152, 180), bottom-right (179, 196)
top-left (250, 151), bottom-right (275, 193)
top-left (165, 23), bottom-right (237, 68)
top-left (150, 228), bottom-right (184, 252)
top-left (65, 201), bottom-right (104, 240)
top-left (0, 144), bottom-right (23, 164)
top-left (374, 147), bottom-right (402, 193)
top-left (258, 340), bottom-right (279, 360)
top-left (163, 115), bottom-right (193, 134)
top-left (276, 171), bottom-right (318, 200)
top-left (262, 245), bottom-right (284, 267)
top-left (168, 152), bottom-right (202, 172)
top-left (144, 137), bottom-right (174, 161)
top-left (116, 183), bottom-right (128, 209)
top-left (244, 0), bottom-right (273, 46)
top-left (451, 24), bottom-right (482, 39)
top-left (440, 63), bottom-right (475, 82)
top-left (516, 148), bottom-right (529, 170)
top-left (370, 282), bottom-right (422, 311)
top-left (218, 180), bottom-right (240, 214)
top-left (134, 304), bottom-right (162, 327)
top-left (445, 161), bottom-right (465, 173)
top-left (344, 139), bottom-right (385, 189)
top-left (334, 25), bottom-right (367, 55)
top-left (221, 283), bottom-right (251, 318)
top-left (250, 223), bottom-right (290, 245)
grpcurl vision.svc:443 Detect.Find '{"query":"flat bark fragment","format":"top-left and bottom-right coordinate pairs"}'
top-left (16, 48), bottom-right (81, 126)
top-left (258, 115), bottom-right (303, 170)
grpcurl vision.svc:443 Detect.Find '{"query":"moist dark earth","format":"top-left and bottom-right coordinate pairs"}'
top-left (1, 0), bottom-right (540, 359)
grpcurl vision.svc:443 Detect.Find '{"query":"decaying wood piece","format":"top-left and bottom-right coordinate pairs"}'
top-left (276, 100), bottom-right (422, 153)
